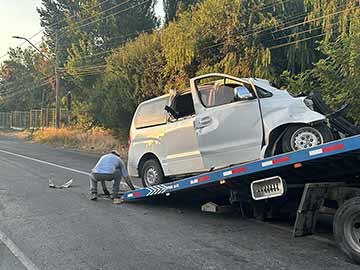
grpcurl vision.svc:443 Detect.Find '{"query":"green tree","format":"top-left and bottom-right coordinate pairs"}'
top-left (161, 0), bottom-right (275, 88)
top-left (0, 48), bottom-right (51, 111)
top-left (89, 31), bottom-right (167, 135)
top-left (283, 13), bottom-right (360, 124)
top-left (163, 0), bottom-right (200, 23)
top-left (37, 0), bottom-right (159, 127)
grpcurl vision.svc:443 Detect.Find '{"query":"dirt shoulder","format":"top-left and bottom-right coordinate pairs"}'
top-left (1, 128), bottom-right (129, 159)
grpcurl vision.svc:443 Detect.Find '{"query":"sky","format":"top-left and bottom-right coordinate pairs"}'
top-left (0, 0), bottom-right (165, 61)
top-left (0, 0), bottom-right (43, 59)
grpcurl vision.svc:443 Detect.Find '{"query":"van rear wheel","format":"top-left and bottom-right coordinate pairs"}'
top-left (141, 159), bottom-right (165, 187)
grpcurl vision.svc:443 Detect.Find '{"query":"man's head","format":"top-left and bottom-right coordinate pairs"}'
top-left (111, 150), bottom-right (121, 157)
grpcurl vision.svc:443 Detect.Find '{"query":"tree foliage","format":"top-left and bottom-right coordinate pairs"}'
top-left (163, 0), bottom-right (200, 23)
top-left (1, 0), bottom-right (359, 135)
top-left (91, 32), bottom-right (167, 134)
top-left (0, 48), bottom-right (52, 111)
top-left (283, 10), bottom-right (360, 124)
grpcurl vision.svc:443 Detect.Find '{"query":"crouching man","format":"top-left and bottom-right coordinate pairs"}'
top-left (89, 150), bottom-right (135, 204)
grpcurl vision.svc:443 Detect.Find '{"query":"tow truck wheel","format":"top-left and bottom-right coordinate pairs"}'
top-left (141, 159), bottom-right (164, 187)
top-left (282, 124), bottom-right (333, 153)
top-left (334, 197), bottom-right (360, 264)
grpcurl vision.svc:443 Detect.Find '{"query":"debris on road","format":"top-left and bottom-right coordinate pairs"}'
top-left (49, 177), bottom-right (73, 189)
top-left (201, 202), bottom-right (234, 214)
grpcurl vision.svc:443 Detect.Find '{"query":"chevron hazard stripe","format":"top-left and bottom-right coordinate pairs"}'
top-left (146, 185), bottom-right (169, 196)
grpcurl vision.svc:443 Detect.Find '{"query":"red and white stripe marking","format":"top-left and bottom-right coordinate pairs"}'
top-left (262, 156), bottom-right (290, 167)
top-left (223, 167), bottom-right (247, 177)
top-left (309, 143), bottom-right (345, 156)
top-left (127, 191), bottom-right (142, 198)
top-left (190, 175), bottom-right (210, 185)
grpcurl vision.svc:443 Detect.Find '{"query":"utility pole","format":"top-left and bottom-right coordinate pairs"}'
top-left (55, 30), bottom-right (60, 129)
top-left (13, 34), bottom-right (61, 128)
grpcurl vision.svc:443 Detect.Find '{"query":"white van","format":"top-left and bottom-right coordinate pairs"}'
top-left (128, 73), bottom-right (333, 187)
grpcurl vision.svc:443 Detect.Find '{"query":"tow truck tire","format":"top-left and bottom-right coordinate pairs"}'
top-left (333, 197), bottom-right (360, 264)
top-left (141, 159), bottom-right (165, 187)
top-left (282, 124), bottom-right (333, 153)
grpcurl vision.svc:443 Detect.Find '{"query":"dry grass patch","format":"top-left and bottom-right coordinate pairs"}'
top-left (31, 127), bottom-right (128, 157)
top-left (0, 130), bottom-right (28, 137)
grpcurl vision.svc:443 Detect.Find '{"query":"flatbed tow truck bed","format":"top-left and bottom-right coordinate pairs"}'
top-left (124, 135), bottom-right (360, 201)
top-left (124, 134), bottom-right (360, 264)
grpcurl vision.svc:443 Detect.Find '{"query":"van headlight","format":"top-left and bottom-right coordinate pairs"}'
top-left (304, 97), bottom-right (314, 110)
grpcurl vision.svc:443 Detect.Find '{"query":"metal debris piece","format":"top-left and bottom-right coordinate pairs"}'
top-left (201, 202), bottom-right (234, 213)
top-left (49, 178), bottom-right (73, 189)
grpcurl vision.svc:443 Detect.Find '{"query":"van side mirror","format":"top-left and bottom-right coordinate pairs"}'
top-left (164, 105), bottom-right (179, 119)
top-left (234, 86), bottom-right (254, 101)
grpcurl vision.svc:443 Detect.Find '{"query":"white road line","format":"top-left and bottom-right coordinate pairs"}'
top-left (0, 148), bottom-right (141, 269)
top-left (0, 149), bottom-right (89, 175)
top-left (0, 149), bottom-right (141, 189)
top-left (0, 229), bottom-right (40, 270)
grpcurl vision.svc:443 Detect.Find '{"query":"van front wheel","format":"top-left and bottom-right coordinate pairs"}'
top-left (282, 124), bottom-right (333, 153)
top-left (141, 159), bottom-right (165, 187)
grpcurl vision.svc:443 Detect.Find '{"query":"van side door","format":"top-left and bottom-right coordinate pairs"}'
top-left (164, 93), bottom-right (205, 175)
top-left (190, 74), bottom-right (263, 169)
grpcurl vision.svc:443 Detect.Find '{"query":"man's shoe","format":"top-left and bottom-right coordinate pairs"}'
top-left (90, 193), bottom-right (97, 201)
top-left (103, 189), bottom-right (110, 196)
top-left (113, 197), bottom-right (124, 204)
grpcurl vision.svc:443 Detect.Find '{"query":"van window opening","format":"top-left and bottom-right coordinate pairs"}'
top-left (171, 93), bottom-right (195, 118)
top-left (196, 77), bottom-right (254, 107)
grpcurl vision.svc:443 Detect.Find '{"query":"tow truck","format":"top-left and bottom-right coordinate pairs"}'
top-left (124, 94), bottom-right (360, 264)
top-left (124, 134), bottom-right (360, 263)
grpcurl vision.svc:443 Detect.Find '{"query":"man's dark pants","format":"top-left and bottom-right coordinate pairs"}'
top-left (89, 170), bottom-right (122, 197)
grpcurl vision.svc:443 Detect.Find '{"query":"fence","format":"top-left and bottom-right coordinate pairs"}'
top-left (0, 109), bottom-right (69, 130)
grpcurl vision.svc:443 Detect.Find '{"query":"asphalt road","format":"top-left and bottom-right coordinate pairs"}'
top-left (0, 136), bottom-right (358, 270)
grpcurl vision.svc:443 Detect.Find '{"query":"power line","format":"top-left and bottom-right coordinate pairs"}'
top-left (18, 29), bottom-right (44, 47)
top-left (272, 5), bottom-right (358, 34)
top-left (195, 0), bottom-right (304, 49)
top-left (60, 35), bottom-right (144, 62)
top-left (27, 0), bottom-right (289, 64)
top-left (269, 32), bottom-right (326, 49)
top-left (0, 53), bottom-right (8, 60)
top-left (5, 0), bottom-right (114, 56)
top-left (199, 4), bottom-right (358, 52)
top-left (57, 26), bottom-right (153, 54)
top-left (198, 11), bottom-right (309, 52)
top-left (99, 4), bottom-right (353, 70)
top-left (0, 80), bottom-right (52, 98)
top-left (262, 5), bottom-right (358, 45)
top-left (59, 0), bottom-right (132, 35)
top-left (14, 0), bottom-right (115, 54)
top-left (61, 0), bottom-right (152, 35)
top-left (62, 63), bottom-right (107, 76)
top-left (46, 0), bottom-right (113, 31)
top-left (273, 21), bottom-right (340, 41)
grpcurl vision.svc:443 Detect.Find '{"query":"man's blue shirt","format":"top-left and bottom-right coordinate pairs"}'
top-left (92, 153), bottom-right (128, 176)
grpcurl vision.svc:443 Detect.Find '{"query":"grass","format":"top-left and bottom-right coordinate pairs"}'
top-left (22, 127), bottom-right (128, 158)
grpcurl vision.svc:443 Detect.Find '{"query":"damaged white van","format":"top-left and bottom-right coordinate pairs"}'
top-left (128, 73), bottom-right (334, 187)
